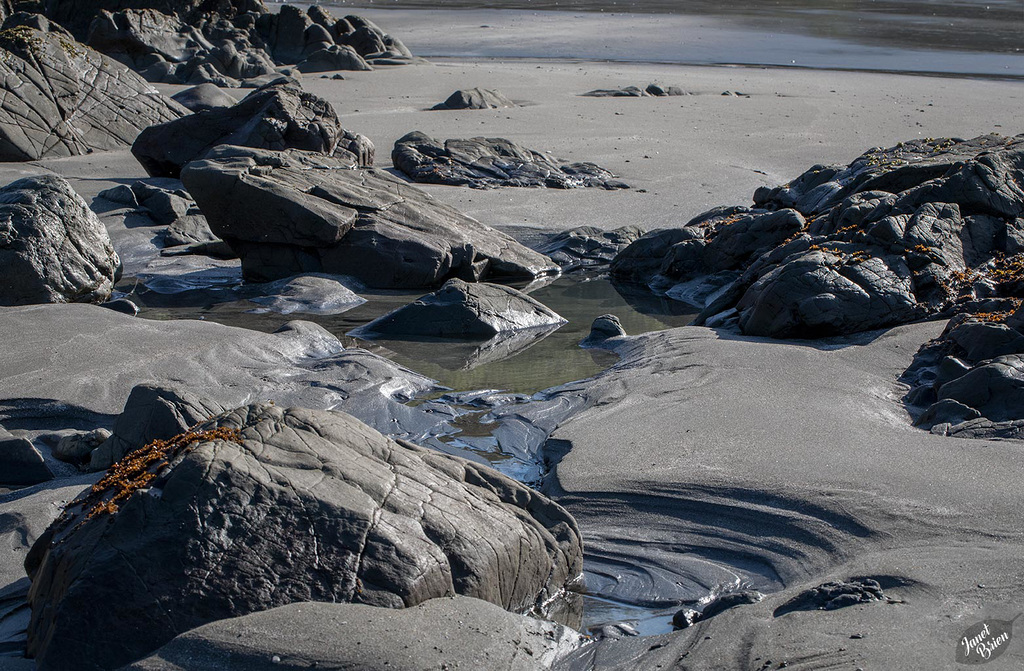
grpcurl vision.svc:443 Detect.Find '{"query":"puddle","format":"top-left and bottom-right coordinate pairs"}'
top-left (122, 266), bottom-right (702, 637)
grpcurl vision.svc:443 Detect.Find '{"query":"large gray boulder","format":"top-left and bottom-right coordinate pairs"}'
top-left (25, 403), bottom-right (583, 671)
top-left (180, 145), bottom-right (558, 288)
top-left (131, 82), bottom-right (357, 178)
top-left (0, 175), bottom-right (121, 306)
top-left (537, 225), bottom-right (645, 270)
top-left (170, 82), bottom-right (237, 112)
top-left (0, 431), bottom-right (52, 486)
top-left (358, 278), bottom-right (566, 338)
top-left (294, 43), bottom-right (369, 72)
top-left (125, 598), bottom-right (585, 671)
top-left (393, 131), bottom-right (629, 190)
top-left (0, 26), bottom-right (186, 161)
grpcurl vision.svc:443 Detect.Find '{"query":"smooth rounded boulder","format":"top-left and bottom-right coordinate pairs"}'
top-left (0, 175), bottom-right (121, 305)
top-left (357, 278), bottom-right (566, 338)
top-left (25, 403), bottom-right (583, 671)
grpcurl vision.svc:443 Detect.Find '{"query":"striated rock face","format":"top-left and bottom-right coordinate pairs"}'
top-left (25, 403), bottom-right (583, 671)
top-left (0, 26), bottom-right (186, 161)
top-left (181, 145), bottom-right (558, 288)
top-left (392, 131), bottom-right (629, 190)
top-left (131, 82), bottom-right (356, 178)
top-left (614, 135), bottom-right (1024, 338)
top-left (0, 175), bottom-right (121, 305)
top-left (358, 278), bottom-right (566, 338)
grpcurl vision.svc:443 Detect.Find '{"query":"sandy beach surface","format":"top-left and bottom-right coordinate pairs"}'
top-left (2, 3), bottom-right (1024, 669)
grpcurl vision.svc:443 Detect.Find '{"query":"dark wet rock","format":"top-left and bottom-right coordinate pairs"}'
top-left (937, 355), bottom-right (1024, 423)
top-left (54, 428), bottom-right (111, 464)
top-left (943, 417), bottom-right (1024, 439)
top-left (434, 87), bottom-right (516, 110)
top-left (735, 249), bottom-right (922, 339)
top-left (170, 82), bottom-right (237, 112)
top-left (247, 273), bottom-right (366, 315)
top-left (99, 179), bottom-right (215, 248)
top-left (672, 590), bottom-right (763, 629)
top-left (538, 225), bottom-right (645, 270)
top-left (0, 432), bottom-right (52, 485)
top-left (611, 134), bottom-right (1024, 338)
top-left (914, 398), bottom-right (981, 430)
top-left (589, 622), bottom-right (640, 639)
top-left (295, 43), bottom-right (369, 72)
top-left (609, 227), bottom-right (705, 284)
top-left (581, 314), bottom-right (626, 348)
top-left (254, 4), bottom-right (313, 64)
top-left (0, 175), bottom-right (121, 306)
top-left (947, 320), bottom-right (1024, 361)
top-left (358, 278), bottom-right (566, 338)
top-left (774, 579), bottom-right (886, 616)
top-left (2, 11), bottom-right (73, 37)
top-left (100, 297), bottom-right (139, 315)
top-left (26, 403), bottom-right (584, 671)
top-left (392, 131), bottom-right (629, 190)
top-left (132, 82), bottom-right (353, 178)
top-left (85, 8), bottom-right (211, 70)
top-left (124, 597), bottom-right (585, 671)
top-left (335, 14), bottom-right (413, 64)
top-left (583, 83), bottom-right (684, 97)
top-left (181, 145), bottom-right (558, 288)
top-left (88, 383), bottom-right (226, 471)
top-left (41, 0), bottom-right (267, 41)
top-left (0, 26), bottom-right (185, 161)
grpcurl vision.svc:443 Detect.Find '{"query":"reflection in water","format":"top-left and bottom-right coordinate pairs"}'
top-left (128, 270), bottom-right (695, 395)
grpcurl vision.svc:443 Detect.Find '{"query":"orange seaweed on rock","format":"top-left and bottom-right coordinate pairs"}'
top-left (55, 426), bottom-right (244, 534)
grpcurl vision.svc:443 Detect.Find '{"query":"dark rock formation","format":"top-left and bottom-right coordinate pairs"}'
top-left (88, 383), bottom-right (226, 470)
top-left (25, 403), bottom-right (583, 671)
top-left (255, 8), bottom-right (413, 67)
top-left (131, 82), bottom-right (357, 178)
top-left (124, 597), bottom-right (585, 671)
top-left (774, 579), bottom-right (887, 616)
top-left (98, 179), bottom-right (216, 249)
top-left (0, 26), bottom-right (185, 161)
top-left (295, 43), bottom-right (369, 72)
top-left (902, 306), bottom-right (1024, 439)
top-left (357, 278), bottom-right (566, 338)
top-left (583, 83), bottom-right (685, 97)
top-left (0, 175), bottom-right (121, 306)
top-left (672, 590), bottom-right (763, 629)
top-left (171, 83), bottom-right (237, 112)
top-left (580, 314), bottom-right (626, 347)
top-left (433, 87), bottom-right (516, 110)
top-left (392, 131), bottom-right (629, 190)
top-left (41, 0), bottom-right (267, 41)
top-left (537, 225), bottom-right (645, 270)
top-left (54, 428), bottom-right (111, 464)
top-left (181, 145), bottom-right (559, 287)
top-left (0, 431), bottom-right (52, 485)
top-left (611, 135), bottom-right (1024, 338)
top-left (247, 273), bottom-right (366, 315)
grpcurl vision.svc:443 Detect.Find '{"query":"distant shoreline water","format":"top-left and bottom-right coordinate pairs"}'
top-left (282, 1), bottom-right (1024, 78)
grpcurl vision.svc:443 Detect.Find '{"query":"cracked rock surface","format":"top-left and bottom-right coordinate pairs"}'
top-left (0, 175), bottom-right (121, 305)
top-left (392, 131), bottom-right (629, 190)
top-left (0, 26), bottom-right (185, 161)
top-left (181, 145), bottom-right (558, 288)
top-left (25, 403), bottom-right (583, 671)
